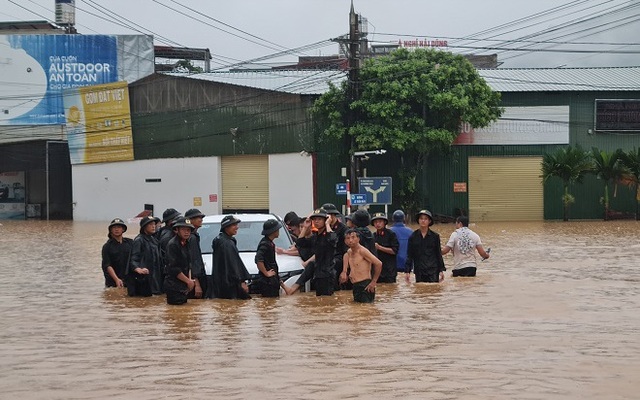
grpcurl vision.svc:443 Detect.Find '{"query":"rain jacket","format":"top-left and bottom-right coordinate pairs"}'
top-left (127, 233), bottom-right (163, 295)
top-left (210, 232), bottom-right (251, 299)
top-left (374, 228), bottom-right (400, 283)
top-left (101, 236), bottom-right (133, 287)
top-left (405, 228), bottom-right (446, 282)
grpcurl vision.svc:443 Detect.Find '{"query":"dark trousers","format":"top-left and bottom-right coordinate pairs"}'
top-left (314, 277), bottom-right (334, 296)
top-left (295, 261), bottom-right (315, 286)
top-left (415, 271), bottom-right (440, 283)
top-left (166, 289), bottom-right (188, 305)
top-left (452, 267), bottom-right (477, 277)
top-left (353, 279), bottom-right (375, 303)
top-left (126, 274), bottom-right (152, 297)
top-left (257, 276), bottom-right (281, 298)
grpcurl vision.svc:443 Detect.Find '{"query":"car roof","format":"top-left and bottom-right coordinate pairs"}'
top-left (202, 213), bottom-right (282, 223)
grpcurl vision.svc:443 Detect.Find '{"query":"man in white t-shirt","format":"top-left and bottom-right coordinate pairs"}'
top-left (441, 216), bottom-right (490, 277)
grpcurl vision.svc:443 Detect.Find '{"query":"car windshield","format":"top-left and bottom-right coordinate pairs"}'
top-left (198, 221), bottom-right (293, 253)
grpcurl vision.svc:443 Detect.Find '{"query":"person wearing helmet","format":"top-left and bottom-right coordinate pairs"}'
top-left (255, 219), bottom-right (287, 297)
top-left (371, 213), bottom-right (400, 283)
top-left (184, 208), bottom-right (207, 299)
top-left (352, 209), bottom-right (376, 256)
top-left (389, 209), bottom-right (413, 273)
top-left (101, 218), bottom-right (133, 288)
top-left (295, 208), bottom-right (337, 296)
top-left (344, 213), bottom-right (355, 229)
top-left (404, 210), bottom-right (446, 283)
top-left (210, 215), bottom-right (251, 299)
top-left (127, 215), bottom-right (162, 296)
top-left (157, 208), bottom-right (181, 263)
top-left (164, 217), bottom-right (197, 305)
top-left (322, 202), bottom-right (347, 291)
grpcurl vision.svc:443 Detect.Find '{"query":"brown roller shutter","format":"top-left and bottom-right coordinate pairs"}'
top-left (468, 157), bottom-right (543, 221)
top-left (221, 155), bottom-right (269, 212)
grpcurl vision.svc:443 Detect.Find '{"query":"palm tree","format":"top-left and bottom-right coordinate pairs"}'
top-left (591, 147), bottom-right (626, 221)
top-left (620, 147), bottom-right (640, 220)
top-left (541, 146), bottom-right (592, 221)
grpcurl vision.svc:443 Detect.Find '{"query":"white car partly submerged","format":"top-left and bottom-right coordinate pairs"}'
top-left (197, 213), bottom-right (305, 292)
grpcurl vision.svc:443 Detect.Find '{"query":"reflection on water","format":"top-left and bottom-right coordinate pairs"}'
top-left (0, 220), bottom-right (639, 399)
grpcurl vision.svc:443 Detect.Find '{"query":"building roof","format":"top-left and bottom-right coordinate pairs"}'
top-left (478, 66), bottom-right (640, 92)
top-left (164, 66), bottom-right (640, 95)
top-left (0, 20), bottom-right (63, 32)
top-left (165, 70), bottom-right (347, 95)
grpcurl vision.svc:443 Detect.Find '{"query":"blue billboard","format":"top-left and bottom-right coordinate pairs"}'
top-left (1, 35), bottom-right (118, 125)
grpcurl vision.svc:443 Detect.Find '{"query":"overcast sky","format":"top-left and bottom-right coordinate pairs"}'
top-left (3, 0), bottom-right (639, 69)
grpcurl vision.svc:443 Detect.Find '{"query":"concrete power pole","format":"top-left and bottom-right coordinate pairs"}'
top-left (347, 1), bottom-right (360, 211)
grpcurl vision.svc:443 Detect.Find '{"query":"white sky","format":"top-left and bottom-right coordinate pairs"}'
top-left (3, 0), bottom-right (639, 69)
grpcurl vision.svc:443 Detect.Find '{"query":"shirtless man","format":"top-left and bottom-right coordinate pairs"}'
top-left (339, 229), bottom-right (382, 303)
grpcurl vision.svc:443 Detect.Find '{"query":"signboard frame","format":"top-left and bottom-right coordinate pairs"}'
top-left (358, 176), bottom-right (392, 205)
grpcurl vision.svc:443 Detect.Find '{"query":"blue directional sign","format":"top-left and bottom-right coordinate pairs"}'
top-left (351, 194), bottom-right (367, 205)
top-left (359, 177), bottom-right (392, 205)
top-left (336, 183), bottom-right (347, 195)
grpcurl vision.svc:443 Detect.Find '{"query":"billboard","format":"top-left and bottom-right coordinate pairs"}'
top-left (455, 106), bottom-right (570, 145)
top-left (0, 34), bottom-right (153, 126)
top-left (64, 81), bottom-right (134, 164)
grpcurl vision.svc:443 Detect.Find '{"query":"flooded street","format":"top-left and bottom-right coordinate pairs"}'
top-left (0, 219), bottom-right (639, 399)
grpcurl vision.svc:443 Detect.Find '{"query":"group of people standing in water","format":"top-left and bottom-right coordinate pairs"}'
top-left (101, 203), bottom-right (490, 305)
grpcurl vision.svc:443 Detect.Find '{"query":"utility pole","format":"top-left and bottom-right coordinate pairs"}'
top-left (347, 1), bottom-right (360, 211)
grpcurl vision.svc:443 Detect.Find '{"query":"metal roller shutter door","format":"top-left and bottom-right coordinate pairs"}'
top-left (221, 155), bottom-right (269, 211)
top-left (468, 156), bottom-right (543, 222)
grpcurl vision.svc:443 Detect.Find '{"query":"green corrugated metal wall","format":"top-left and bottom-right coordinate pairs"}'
top-left (316, 90), bottom-right (640, 220)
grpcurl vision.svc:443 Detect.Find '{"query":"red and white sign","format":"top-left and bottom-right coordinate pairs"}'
top-left (453, 182), bottom-right (467, 193)
top-left (209, 194), bottom-right (218, 203)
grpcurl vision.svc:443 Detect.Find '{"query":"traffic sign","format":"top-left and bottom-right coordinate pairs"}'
top-left (351, 194), bottom-right (367, 205)
top-left (359, 177), bottom-right (392, 205)
top-left (336, 183), bottom-right (347, 195)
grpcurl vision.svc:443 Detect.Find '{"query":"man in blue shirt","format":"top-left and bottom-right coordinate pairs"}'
top-left (389, 210), bottom-right (412, 273)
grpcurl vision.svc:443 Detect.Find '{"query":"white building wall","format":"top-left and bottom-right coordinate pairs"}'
top-left (268, 153), bottom-right (313, 219)
top-left (72, 153), bottom-right (313, 222)
top-left (72, 157), bottom-right (221, 221)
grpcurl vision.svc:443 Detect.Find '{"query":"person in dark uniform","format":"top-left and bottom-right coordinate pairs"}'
top-left (371, 212), bottom-right (400, 283)
top-left (164, 217), bottom-right (197, 305)
top-left (101, 218), bottom-right (133, 288)
top-left (156, 208), bottom-right (181, 293)
top-left (255, 219), bottom-right (286, 297)
top-left (322, 203), bottom-right (347, 290)
top-left (404, 209), bottom-right (446, 283)
top-left (296, 208), bottom-right (337, 296)
top-left (184, 208), bottom-right (207, 299)
top-left (210, 215), bottom-right (251, 300)
top-left (157, 208), bottom-right (181, 258)
top-left (281, 215), bottom-right (317, 295)
top-left (345, 213), bottom-right (355, 229)
top-left (352, 209), bottom-right (377, 256)
top-left (127, 216), bottom-right (162, 296)
top-left (283, 211), bottom-right (302, 241)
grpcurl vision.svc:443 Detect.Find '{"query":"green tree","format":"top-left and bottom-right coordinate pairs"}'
top-left (620, 147), bottom-right (640, 220)
top-left (591, 147), bottom-right (626, 220)
top-left (174, 59), bottom-right (203, 73)
top-left (312, 48), bottom-right (502, 213)
top-left (540, 146), bottom-right (592, 221)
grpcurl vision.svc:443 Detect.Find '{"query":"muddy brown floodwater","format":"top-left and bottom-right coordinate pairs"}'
top-left (0, 220), bottom-right (639, 399)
